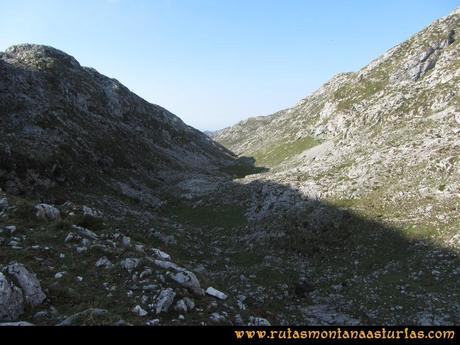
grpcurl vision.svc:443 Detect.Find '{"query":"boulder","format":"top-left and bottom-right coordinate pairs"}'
top-left (0, 198), bottom-right (8, 212)
top-left (151, 248), bottom-right (171, 261)
top-left (0, 272), bottom-right (24, 321)
top-left (155, 288), bottom-right (176, 314)
top-left (132, 305), bottom-right (148, 317)
top-left (72, 225), bottom-right (98, 240)
top-left (172, 270), bottom-right (203, 296)
top-left (120, 258), bottom-right (141, 272)
top-left (205, 287), bottom-right (228, 300)
top-left (174, 299), bottom-right (188, 313)
top-left (95, 257), bottom-right (113, 269)
top-left (35, 204), bottom-right (60, 221)
top-left (5, 262), bottom-right (46, 307)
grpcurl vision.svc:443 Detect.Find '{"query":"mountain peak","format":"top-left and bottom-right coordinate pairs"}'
top-left (2, 43), bottom-right (81, 69)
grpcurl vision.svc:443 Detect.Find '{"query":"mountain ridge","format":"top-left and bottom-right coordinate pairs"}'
top-left (216, 7), bottom-right (460, 160)
top-left (0, 43), bottom-right (235, 203)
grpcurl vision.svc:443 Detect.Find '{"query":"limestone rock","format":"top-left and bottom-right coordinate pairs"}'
top-left (205, 287), bottom-right (228, 300)
top-left (132, 305), bottom-right (148, 317)
top-left (5, 262), bottom-right (46, 307)
top-left (0, 272), bottom-right (24, 321)
top-left (120, 258), bottom-right (141, 272)
top-left (171, 271), bottom-right (203, 296)
top-left (155, 288), bottom-right (176, 314)
top-left (35, 204), bottom-right (60, 221)
top-left (95, 257), bottom-right (113, 269)
top-left (151, 248), bottom-right (171, 261)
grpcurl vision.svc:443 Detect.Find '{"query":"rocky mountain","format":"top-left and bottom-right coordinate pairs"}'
top-left (1, 8), bottom-right (459, 327)
top-left (213, 8), bottom-right (460, 323)
top-left (216, 8), bottom-right (460, 228)
top-left (0, 44), bottom-right (235, 202)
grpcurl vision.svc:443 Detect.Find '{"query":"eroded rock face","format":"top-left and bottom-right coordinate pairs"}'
top-left (5, 262), bottom-right (46, 307)
top-left (0, 272), bottom-right (24, 321)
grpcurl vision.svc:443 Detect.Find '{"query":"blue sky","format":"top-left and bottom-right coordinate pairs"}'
top-left (0, 0), bottom-right (458, 130)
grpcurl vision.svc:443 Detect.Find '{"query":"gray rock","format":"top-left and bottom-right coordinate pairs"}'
top-left (132, 305), bottom-right (148, 317)
top-left (0, 198), bottom-right (9, 212)
top-left (54, 272), bottom-right (65, 279)
top-left (120, 258), bottom-right (141, 271)
top-left (152, 259), bottom-right (183, 271)
top-left (33, 310), bottom-right (49, 319)
top-left (122, 236), bottom-right (131, 247)
top-left (155, 288), bottom-right (176, 314)
top-left (0, 321), bottom-right (34, 326)
top-left (151, 248), bottom-right (171, 261)
top-left (72, 225), bottom-right (98, 240)
top-left (150, 230), bottom-right (177, 246)
top-left (0, 272), bottom-right (24, 321)
top-left (248, 316), bottom-right (271, 326)
top-left (172, 270), bottom-right (203, 295)
top-left (183, 297), bottom-right (195, 311)
top-left (4, 226), bottom-right (16, 234)
top-left (95, 257), bottom-right (113, 269)
top-left (174, 299), bottom-right (188, 314)
top-left (210, 312), bottom-right (226, 323)
top-left (82, 206), bottom-right (102, 218)
top-left (35, 204), bottom-right (60, 221)
top-left (5, 262), bottom-right (46, 307)
top-left (205, 287), bottom-right (228, 300)
top-left (146, 319), bottom-right (160, 326)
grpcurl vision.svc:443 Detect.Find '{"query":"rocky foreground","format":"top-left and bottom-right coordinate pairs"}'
top-left (1, 8), bottom-right (460, 326)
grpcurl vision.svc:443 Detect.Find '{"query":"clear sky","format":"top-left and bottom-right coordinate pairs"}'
top-left (0, 0), bottom-right (458, 130)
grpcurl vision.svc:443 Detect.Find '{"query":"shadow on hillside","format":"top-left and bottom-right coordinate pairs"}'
top-left (220, 156), bottom-right (269, 178)
top-left (1, 141), bottom-right (458, 325)
top-left (159, 160), bottom-right (460, 325)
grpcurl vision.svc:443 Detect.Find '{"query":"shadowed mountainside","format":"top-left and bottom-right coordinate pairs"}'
top-left (1, 172), bottom-right (459, 325)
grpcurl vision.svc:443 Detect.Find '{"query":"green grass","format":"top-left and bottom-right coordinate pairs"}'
top-left (252, 136), bottom-right (321, 167)
top-left (162, 201), bottom-right (247, 231)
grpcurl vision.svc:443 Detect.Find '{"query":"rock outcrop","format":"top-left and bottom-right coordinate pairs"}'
top-left (0, 264), bottom-right (46, 321)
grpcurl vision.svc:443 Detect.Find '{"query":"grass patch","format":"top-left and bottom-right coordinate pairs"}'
top-left (252, 136), bottom-right (321, 167)
top-left (162, 201), bottom-right (247, 231)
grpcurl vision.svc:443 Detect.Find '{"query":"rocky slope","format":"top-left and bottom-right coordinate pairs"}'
top-left (216, 8), bottom-right (460, 238)
top-left (0, 44), bottom-right (247, 325)
top-left (213, 7), bottom-right (460, 324)
top-left (1, 8), bottom-right (460, 327)
top-left (0, 44), bottom-right (235, 203)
